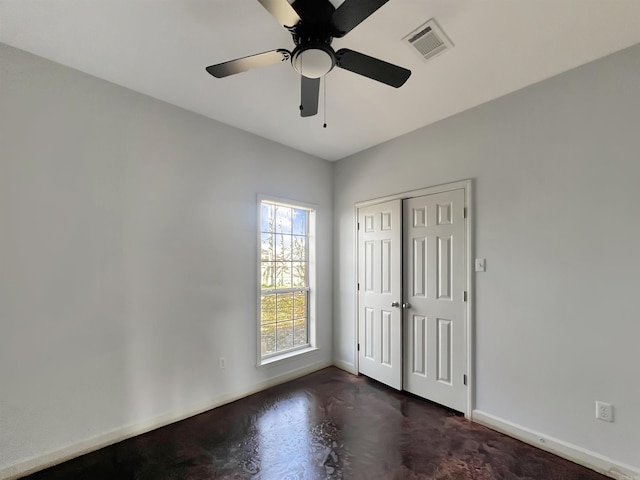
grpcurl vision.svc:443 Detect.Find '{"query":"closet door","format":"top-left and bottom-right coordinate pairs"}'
top-left (357, 200), bottom-right (402, 390)
top-left (403, 189), bottom-right (467, 412)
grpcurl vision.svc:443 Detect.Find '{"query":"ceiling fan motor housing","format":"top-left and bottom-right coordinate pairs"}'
top-left (291, 42), bottom-right (336, 78)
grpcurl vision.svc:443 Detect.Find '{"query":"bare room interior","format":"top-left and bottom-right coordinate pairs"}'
top-left (1, 1), bottom-right (639, 479)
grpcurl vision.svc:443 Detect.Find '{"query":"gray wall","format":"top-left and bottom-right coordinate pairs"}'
top-left (333, 44), bottom-right (640, 469)
top-left (0, 43), bottom-right (333, 473)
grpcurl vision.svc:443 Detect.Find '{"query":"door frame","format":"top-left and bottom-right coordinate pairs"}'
top-left (354, 179), bottom-right (474, 419)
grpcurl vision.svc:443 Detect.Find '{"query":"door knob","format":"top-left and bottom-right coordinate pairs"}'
top-left (391, 301), bottom-right (400, 307)
top-left (402, 302), bottom-right (411, 309)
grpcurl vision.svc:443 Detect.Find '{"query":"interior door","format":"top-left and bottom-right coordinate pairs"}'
top-left (403, 189), bottom-right (467, 412)
top-left (357, 200), bottom-right (402, 390)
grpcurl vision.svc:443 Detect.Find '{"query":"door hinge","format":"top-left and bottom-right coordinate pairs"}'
top-left (357, 343), bottom-right (360, 351)
top-left (357, 282), bottom-right (360, 291)
top-left (463, 374), bottom-right (467, 386)
top-left (463, 207), bottom-right (467, 218)
top-left (357, 222), bottom-right (360, 230)
top-left (463, 291), bottom-right (467, 302)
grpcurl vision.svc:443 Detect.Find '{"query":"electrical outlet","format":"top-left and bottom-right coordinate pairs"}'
top-left (219, 357), bottom-right (226, 369)
top-left (595, 401), bottom-right (613, 422)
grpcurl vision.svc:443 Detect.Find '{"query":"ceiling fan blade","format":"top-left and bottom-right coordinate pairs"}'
top-left (300, 76), bottom-right (320, 117)
top-left (290, 0), bottom-right (335, 25)
top-left (331, 0), bottom-right (389, 37)
top-left (206, 49), bottom-right (290, 78)
top-left (335, 48), bottom-right (411, 87)
top-left (257, 0), bottom-right (301, 28)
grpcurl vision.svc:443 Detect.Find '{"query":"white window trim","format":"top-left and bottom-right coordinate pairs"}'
top-left (256, 194), bottom-right (317, 367)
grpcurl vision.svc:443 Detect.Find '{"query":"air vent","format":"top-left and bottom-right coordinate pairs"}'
top-left (403, 19), bottom-right (453, 62)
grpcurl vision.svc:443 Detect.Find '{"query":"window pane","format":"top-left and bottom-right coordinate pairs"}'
top-left (293, 291), bottom-right (306, 319)
top-left (274, 262), bottom-right (291, 288)
top-left (292, 263), bottom-right (306, 287)
top-left (293, 318), bottom-right (307, 346)
top-left (261, 324), bottom-right (276, 356)
top-left (261, 263), bottom-right (275, 289)
top-left (275, 234), bottom-right (292, 261)
top-left (275, 206), bottom-right (292, 234)
top-left (261, 203), bottom-right (274, 233)
top-left (261, 233), bottom-right (274, 261)
top-left (261, 294), bottom-right (277, 323)
top-left (276, 293), bottom-right (293, 321)
top-left (276, 321), bottom-right (294, 351)
top-left (292, 235), bottom-right (305, 261)
top-left (292, 209), bottom-right (307, 235)
top-left (282, 267), bottom-right (293, 288)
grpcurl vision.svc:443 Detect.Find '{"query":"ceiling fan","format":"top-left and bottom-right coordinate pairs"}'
top-left (206, 0), bottom-right (411, 117)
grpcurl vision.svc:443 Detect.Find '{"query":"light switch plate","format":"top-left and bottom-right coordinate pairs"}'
top-left (475, 258), bottom-right (486, 272)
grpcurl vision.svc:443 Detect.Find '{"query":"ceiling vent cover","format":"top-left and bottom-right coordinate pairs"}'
top-left (403, 19), bottom-right (453, 62)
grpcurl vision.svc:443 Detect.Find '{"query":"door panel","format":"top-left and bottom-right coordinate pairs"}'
top-left (403, 189), bottom-right (466, 412)
top-left (358, 200), bottom-right (402, 390)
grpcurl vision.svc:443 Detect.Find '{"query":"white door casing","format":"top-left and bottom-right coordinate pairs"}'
top-left (403, 189), bottom-right (467, 412)
top-left (357, 200), bottom-right (402, 390)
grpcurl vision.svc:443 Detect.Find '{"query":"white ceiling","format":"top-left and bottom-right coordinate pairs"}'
top-left (2, 1), bottom-right (640, 161)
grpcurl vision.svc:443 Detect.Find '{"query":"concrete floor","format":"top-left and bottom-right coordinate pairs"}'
top-left (23, 367), bottom-right (608, 479)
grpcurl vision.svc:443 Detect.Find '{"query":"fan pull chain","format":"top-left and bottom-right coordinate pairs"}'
top-left (323, 75), bottom-right (327, 128)
top-left (300, 56), bottom-right (304, 113)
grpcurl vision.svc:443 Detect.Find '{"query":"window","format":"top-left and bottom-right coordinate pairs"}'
top-left (259, 198), bottom-right (314, 361)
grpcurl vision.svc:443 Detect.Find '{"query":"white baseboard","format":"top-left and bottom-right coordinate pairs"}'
top-left (472, 410), bottom-right (640, 480)
top-left (333, 359), bottom-right (357, 375)
top-left (0, 361), bottom-right (332, 480)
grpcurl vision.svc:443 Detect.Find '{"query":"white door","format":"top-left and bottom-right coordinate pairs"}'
top-left (357, 200), bottom-right (402, 390)
top-left (403, 189), bottom-right (467, 412)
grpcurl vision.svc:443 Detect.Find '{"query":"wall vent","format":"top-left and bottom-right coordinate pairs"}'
top-left (403, 19), bottom-right (453, 62)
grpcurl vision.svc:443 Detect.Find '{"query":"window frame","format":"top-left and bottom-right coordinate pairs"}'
top-left (257, 194), bottom-right (317, 366)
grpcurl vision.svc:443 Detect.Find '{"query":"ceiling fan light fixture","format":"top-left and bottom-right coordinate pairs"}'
top-left (292, 45), bottom-right (335, 78)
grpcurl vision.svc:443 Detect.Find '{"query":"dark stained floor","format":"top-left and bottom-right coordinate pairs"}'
top-left (24, 367), bottom-right (607, 480)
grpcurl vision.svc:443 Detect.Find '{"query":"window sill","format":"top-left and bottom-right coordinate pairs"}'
top-left (258, 346), bottom-right (318, 367)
